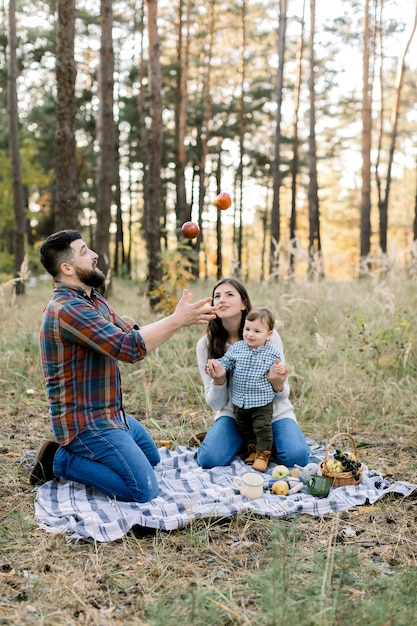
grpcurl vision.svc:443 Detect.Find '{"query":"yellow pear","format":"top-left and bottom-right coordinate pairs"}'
top-left (272, 480), bottom-right (289, 496)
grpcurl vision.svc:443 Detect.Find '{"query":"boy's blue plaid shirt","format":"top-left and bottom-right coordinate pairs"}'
top-left (218, 340), bottom-right (281, 409)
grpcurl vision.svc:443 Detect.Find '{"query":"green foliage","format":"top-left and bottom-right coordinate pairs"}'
top-left (0, 251), bottom-right (15, 278)
top-left (0, 136), bottom-right (53, 273)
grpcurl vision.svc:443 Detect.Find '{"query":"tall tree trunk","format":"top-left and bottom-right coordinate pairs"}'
top-left (94, 0), bottom-right (115, 283)
top-left (215, 143), bottom-right (223, 280)
top-left (413, 156), bottom-right (417, 245)
top-left (113, 60), bottom-right (124, 277)
top-left (113, 146), bottom-right (124, 275)
top-left (289, 0), bottom-right (305, 277)
top-left (269, 0), bottom-right (287, 279)
top-left (126, 142), bottom-right (134, 277)
top-left (359, 0), bottom-right (372, 275)
top-left (137, 0), bottom-right (148, 270)
top-left (145, 0), bottom-right (163, 299)
top-left (7, 0), bottom-right (26, 295)
top-left (378, 0), bottom-right (417, 254)
top-left (175, 0), bottom-right (191, 234)
top-left (194, 0), bottom-right (215, 278)
top-left (236, 0), bottom-right (247, 276)
top-left (55, 0), bottom-right (78, 231)
top-left (307, 0), bottom-right (323, 278)
top-left (374, 0), bottom-right (384, 250)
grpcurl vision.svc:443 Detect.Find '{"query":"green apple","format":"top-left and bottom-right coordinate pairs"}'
top-left (272, 464), bottom-right (290, 479)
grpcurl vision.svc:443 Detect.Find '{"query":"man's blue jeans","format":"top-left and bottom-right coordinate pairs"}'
top-left (53, 414), bottom-right (160, 502)
top-left (197, 415), bottom-right (309, 469)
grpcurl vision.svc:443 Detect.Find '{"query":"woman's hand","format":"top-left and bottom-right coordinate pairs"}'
top-left (267, 359), bottom-right (288, 393)
top-left (206, 359), bottom-right (227, 385)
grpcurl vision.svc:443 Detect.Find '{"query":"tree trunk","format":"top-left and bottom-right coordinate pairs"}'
top-left (236, 0), bottom-right (248, 276)
top-left (289, 0), bottom-right (305, 277)
top-left (193, 0), bottom-right (215, 278)
top-left (94, 0), bottom-right (115, 283)
top-left (307, 0), bottom-right (323, 278)
top-left (55, 0), bottom-right (78, 231)
top-left (215, 144), bottom-right (223, 280)
top-left (374, 0), bottom-right (384, 253)
top-left (113, 58), bottom-right (124, 278)
top-left (113, 142), bottom-right (125, 275)
top-left (359, 0), bottom-right (372, 275)
top-left (145, 0), bottom-right (163, 299)
top-left (175, 0), bottom-right (192, 234)
top-left (378, 1), bottom-right (417, 254)
top-left (137, 0), bottom-right (149, 275)
top-left (269, 0), bottom-right (287, 279)
top-left (7, 0), bottom-right (26, 295)
top-left (413, 156), bottom-right (417, 241)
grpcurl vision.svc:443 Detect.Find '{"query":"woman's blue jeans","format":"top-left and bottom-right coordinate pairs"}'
top-left (197, 415), bottom-right (309, 469)
top-left (53, 414), bottom-right (160, 502)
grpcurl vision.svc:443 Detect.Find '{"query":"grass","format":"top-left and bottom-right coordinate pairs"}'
top-left (0, 274), bottom-right (416, 625)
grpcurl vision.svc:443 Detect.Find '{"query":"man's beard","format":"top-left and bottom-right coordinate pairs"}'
top-left (75, 266), bottom-right (106, 289)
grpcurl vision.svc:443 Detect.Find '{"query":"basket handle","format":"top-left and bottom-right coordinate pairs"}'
top-left (324, 432), bottom-right (359, 463)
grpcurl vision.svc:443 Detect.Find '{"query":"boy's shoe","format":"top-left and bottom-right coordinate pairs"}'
top-left (244, 444), bottom-right (257, 464)
top-left (188, 432), bottom-right (207, 447)
top-left (253, 450), bottom-right (271, 472)
top-left (29, 440), bottom-right (59, 486)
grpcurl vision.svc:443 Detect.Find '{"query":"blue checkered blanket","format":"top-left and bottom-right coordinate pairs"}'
top-left (33, 444), bottom-right (416, 543)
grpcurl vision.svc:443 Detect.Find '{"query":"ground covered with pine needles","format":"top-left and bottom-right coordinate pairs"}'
top-left (1, 275), bottom-right (416, 625)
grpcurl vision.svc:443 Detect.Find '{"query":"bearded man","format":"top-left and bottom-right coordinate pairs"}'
top-left (30, 229), bottom-right (215, 502)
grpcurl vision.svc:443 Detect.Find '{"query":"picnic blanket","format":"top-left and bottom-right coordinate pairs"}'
top-left (33, 444), bottom-right (416, 543)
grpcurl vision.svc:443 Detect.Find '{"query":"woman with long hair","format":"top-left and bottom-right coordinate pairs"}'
top-left (196, 277), bottom-right (309, 469)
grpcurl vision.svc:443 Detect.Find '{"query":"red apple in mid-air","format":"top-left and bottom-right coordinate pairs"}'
top-left (181, 221), bottom-right (200, 239)
top-left (214, 192), bottom-right (232, 210)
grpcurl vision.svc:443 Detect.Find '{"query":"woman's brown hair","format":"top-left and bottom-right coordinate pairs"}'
top-left (206, 277), bottom-right (252, 358)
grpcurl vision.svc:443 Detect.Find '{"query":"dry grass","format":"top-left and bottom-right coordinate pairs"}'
top-left (1, 275), bottom-right (417, 625)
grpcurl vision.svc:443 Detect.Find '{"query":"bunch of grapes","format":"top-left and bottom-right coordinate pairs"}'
top-left (332, 449), bottom-right (362, 481)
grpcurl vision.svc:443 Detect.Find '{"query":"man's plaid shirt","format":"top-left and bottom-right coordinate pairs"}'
top-left (40, 283), bottom-right (147, 445)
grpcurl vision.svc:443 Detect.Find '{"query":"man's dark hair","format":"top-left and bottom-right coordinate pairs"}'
top-left (40, 229), bottom-right (82, 277)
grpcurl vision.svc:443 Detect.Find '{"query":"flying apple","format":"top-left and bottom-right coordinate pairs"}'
top-left (272, 464), bottom-right (290, 479)
top-left (181, 221), bottom-right (200, 239)
top-left (214, 191), bottom-right (232, 210)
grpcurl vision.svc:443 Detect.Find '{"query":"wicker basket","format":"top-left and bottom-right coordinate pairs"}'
top-left (319, 432), bottom-right (363, 487)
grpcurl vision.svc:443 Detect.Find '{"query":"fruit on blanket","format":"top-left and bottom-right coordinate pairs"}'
top-left (333, 449), bottom-right (362, 480)
top-left (325, 459), bottom-right (345, 473)
top-left (325, 449), bottom-right (362, 480)
top-left (214, 191), bottom-right (232, 210)
top-left (272, 465), bottom-right (290, 479)
top-left (290, 467), bottom-right (301, 478)
top-left (272, 480), bottom-right (289, 496)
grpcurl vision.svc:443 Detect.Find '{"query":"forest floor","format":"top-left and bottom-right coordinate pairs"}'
top-left (1, 276), bottom-right (416, 625)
